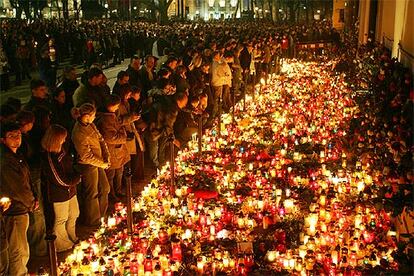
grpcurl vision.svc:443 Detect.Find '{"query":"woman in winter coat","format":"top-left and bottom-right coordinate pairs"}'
top-left (71, 103), bottom-right (110, 228)
top-left (41, 124), bottom-right (81, 252)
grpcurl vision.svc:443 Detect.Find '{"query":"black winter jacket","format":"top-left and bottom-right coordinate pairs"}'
top-left (41, 150), bottom-right (81, 203)
top-left (0, 145), bottom-right (35, 216)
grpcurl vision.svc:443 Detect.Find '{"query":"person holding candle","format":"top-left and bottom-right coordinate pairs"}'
top-left (71, 103), bottom-right (110, 229)
top-left (40, 124), bottom-right (81, 252)
top-left (0, 121), bottom-right (37, 276)
top-left (0, 195), bottom-right (11, 275)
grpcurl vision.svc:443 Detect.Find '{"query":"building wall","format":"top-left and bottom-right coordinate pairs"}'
top-left (332, 0), bottom-right (346, 30)
top-left (361, 0), bottom-right (413, 70)
top-left (401, 0), bottom-right (413, 58)
top-left (375, 0), bottom-right (396, 47)
top-left (399, 0), bottom-right (413, 70)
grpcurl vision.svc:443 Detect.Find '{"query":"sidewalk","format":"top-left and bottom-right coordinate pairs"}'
top-left (0, 59), bottom-right (130, 105)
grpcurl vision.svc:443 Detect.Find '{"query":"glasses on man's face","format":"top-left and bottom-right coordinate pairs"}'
top-left (6, 133), bottom-right (22, 139)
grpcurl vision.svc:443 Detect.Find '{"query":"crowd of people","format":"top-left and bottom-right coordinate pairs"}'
top-left (0, 17), bottom-right (409, 275)
top-left (0, 18), bottom-right (340, 91)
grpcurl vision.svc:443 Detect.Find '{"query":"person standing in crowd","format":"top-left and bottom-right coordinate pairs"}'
top-left (146, 92), bottom-right (188, 169)
top-left (281, 35), bottom-right (290, 59)
top-left (39, 39), bottom-right (58, 89)
top-left (240, 42), bottom-right (253, 86)
top-left (19, 102), bottom-right (51, 257)
top-left (210, 51), bottom-right (227, 119)
top-left (85, 38), bottom-right (96, 68)
top-left (0, 41), bottom-right (10, 92)
top-left (174, 97), bottom-right (198, 147)
top-left (0, 121), bottom-right (37, 276)
top-left (73, 67), bottom-right (107, 110)
top-left (128, 86), bottom-right (143, 115)
top-left (139, 55), bottom-right (156, 102)
top-left (111, 32), bottom-right (121, 65)
top-left (15, 38), bottom-right (31, 86)
top-left (187, 57), bottom-right (205, 96)
top-left (221, 52), bottom-right (234, 112)
top-left (41, 124), bottom-right (81, 252)
top-left (50, 87), bottom-right (74, 131)
top-left (71, 103), bottom-right (110, 229)
top-left (173, 65), bottom-right (190, 95)
top-left (15, 110), bottom-right (35, 159)
top-left (23, 106), bottom-right (51, 257)
top-left (156, 48), bottom-right (171, 72)
top-left (112, 70), bottom-right (129, 95)
top-left (232, 45), bottom-right (243, 100)
top-left (95, 95), bottom-right (131, 202)
top-left (24, 79), bottom-right (50, 112)
top-left (263, 39), bottom-right (273, 77)
top-left (126, 55), bottom-right (142, 88)
top-left (118, 85), bottom-right (144, 181)
top-left (58, 66), bottom-right (80, 108)
top-left (161, 56), bottom-right (178, 76)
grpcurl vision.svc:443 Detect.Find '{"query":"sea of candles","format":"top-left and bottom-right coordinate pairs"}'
top-left (58, 60), bottom-right (403, 275)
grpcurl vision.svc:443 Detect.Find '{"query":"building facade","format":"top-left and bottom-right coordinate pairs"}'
top-left (358, 0), bottom-right (413, 71)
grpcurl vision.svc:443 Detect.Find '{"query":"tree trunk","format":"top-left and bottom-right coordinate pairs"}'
top-left (158, 0), bottom-right (173, 24)
top-left (259, 0), bottom-right (264, 18)
top-left (62, 0), bottom-right (69, 19)
top-left (233, 0), bottom-right (240, 18)
top-left (267, 0), bottom-right (273, 22)
top-left (55, 0), bottom-right (61, 18)
top-left (305, 0), bottom-right (309, 23)
top-left (288, 1), bottom-right (294, 23)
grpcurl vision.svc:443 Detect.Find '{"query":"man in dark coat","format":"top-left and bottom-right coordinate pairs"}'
top-left (126, 55), bottom-right (142, 88)
top-left (58, 66), bottom-right (79, 109)
top-left (139, 55), bottom-right (156, 102)
top-left (239, 42), bottom-right (253, 82)
top-left (0, 121), bottom-right (37, 276)
top-left (24, 79), bottom-right (50, 112)
top-left (73, 67), bottom-right (107, 111)
top-left (112, 70), bottom-right (129, 95)
top-left (145, 92), bottom-right (188, 168)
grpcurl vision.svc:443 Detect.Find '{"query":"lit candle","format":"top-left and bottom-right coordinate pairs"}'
top-left (284, 199), bottom-right (294, 213)
top-left (267, 251), bottom-right (277, 262)
top-left (197, 257), bottom-right (205, 274)
top-left (331, 250), bottom-right (338, 265)
top-left (223, 256), bottom-right (229, 268)
top-left (107, 216), bottom-right (116, 228)
top-left (171, 242), bottom-right (182, 262)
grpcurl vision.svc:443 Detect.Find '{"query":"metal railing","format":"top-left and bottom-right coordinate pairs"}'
top-left (398, 43), bottom-right (414, 72)
top-left (382, 34), bottom-right (394, 50)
